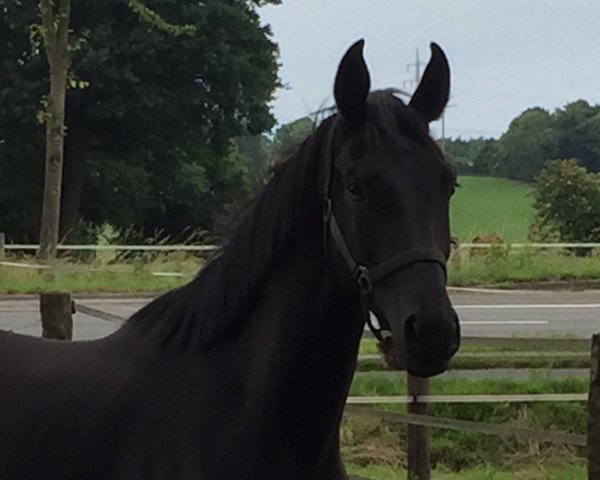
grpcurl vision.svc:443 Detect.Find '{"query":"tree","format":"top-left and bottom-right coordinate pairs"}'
top-left (271, 116), bottom-right (314, 159)
top-left (235, 116), bottom-right (315, 198)
top-left (37, 0), bottom-right (71, 259)
top-left (554, 100), bottom-right (600, 173)
top-left (530, 159), bottom-right (600, 242)
top-left (471, 138), bottom-right (501, 176)
top-left (0, 0), bottom-right (280, 241)
top-left (442, 137), bottom-right (473, 174)
top-left (495, 108), bottom-right (558, 182)
top-left (443, 137), bottom-right (500, 176)
top-left (235, 134), bottom-right (273, 196)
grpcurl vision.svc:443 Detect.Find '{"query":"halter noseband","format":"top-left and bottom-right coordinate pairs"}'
top-left (322, 126), bottom-right (448, 341)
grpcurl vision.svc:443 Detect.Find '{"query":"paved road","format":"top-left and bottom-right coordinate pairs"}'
top-left (0, 289), bottom-right (599, 341)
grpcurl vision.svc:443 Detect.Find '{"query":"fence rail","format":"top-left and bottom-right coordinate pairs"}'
top-left (459, 242), bottom-right (600, 249)
top-left (347, 393), bottom-right (588, 404)
top-left (74, 304), bottom-right (127, 324)
top-left (345, 406), bottom-right (587, 446)
top-left (72, 302), bottom-right (591, 352)
top-left (2, 244), bottom-right (219, 252)
top-left (36, 296), bottom-right (598, 478)
top-left (2, 242), bottom-right (600, 253)
top-left (363, 331), bottom-right (591, 350)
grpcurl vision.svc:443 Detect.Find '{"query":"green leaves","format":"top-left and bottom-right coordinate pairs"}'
top-left (0, 0), bottom-right (280, 241)
top-left (445, 100), bottom-right (600, 182)
top-left (125, 0), bottom-right (195, 36)
top-left (496, 107), bottom-right (557, 182)
top-left (531, 159), bottom-right (600, 242)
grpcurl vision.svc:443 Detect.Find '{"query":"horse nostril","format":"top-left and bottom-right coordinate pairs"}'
top-left (404, 314), bottom-right (419, 346)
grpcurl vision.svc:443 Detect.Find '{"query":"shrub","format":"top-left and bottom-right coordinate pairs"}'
top-left (530, 159), bottom-right (600, 243)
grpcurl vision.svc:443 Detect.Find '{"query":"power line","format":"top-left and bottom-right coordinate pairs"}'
top-left (403, 47), bottom-right (457, 145)
top-left (404, 47), bottom-right (426, 91)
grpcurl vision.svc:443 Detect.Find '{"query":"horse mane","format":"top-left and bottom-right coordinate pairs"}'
top-left (127, 90), bottom-right (444, 349)
top-left (127, 117), bottom-right (335, 348)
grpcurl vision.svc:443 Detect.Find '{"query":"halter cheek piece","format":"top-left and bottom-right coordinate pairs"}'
top-left (322, 127), bottom-right (448, 341)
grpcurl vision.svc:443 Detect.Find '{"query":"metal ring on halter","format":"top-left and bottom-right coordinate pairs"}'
top-left (355, 266), bottom-right (372, 294)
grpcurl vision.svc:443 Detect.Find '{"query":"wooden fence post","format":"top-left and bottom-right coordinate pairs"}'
top-left (407, 374), bottom-right (430, 480)
top-left (0, 232), bottom-right (5, 260)
top-left (589, 334), bottom-right (600, 479)
top-left (40, 293), bottom-right (73, 340)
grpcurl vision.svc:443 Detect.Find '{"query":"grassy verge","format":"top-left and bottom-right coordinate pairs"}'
top-left (449, 247), bottom-right (600, 286)
top-left (358, 339), bottom-right (590, 371)
top-left (1, 246), bottom-right (599, 294)
top-left (0, 269), bottom-right (186, 294)
top-left (0, 253), bottom-right (198, 294)
top-left (349, 373), bottom-right (589, 397)
top-left (360, 338), bottom-right (589, 356)
top-left (357, 355), bottom-right (590, 372)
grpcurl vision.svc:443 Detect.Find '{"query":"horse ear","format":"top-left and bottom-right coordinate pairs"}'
top-left (409, 42), bottom-right (450, 123)
top-left (334, 39), bottom-right (371, 125)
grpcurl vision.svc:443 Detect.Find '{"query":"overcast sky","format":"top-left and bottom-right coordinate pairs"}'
top-left (259, 1), bottom-right (600, 139)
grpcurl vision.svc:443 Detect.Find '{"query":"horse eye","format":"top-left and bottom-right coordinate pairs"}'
top-left (347, 181), bottom-right (363, 197)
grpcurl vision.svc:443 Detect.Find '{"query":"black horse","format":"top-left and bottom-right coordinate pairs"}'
top-left (0, 40), bottom-right (460, 479)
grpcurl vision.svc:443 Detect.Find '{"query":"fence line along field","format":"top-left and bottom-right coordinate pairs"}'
top-left (51, 298), bottom-right (596, 479)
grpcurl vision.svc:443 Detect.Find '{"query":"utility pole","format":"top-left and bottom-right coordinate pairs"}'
top-left (404, 47), bottom-right (426, 92)
top-left (403, 46), bottom-right (457, 148)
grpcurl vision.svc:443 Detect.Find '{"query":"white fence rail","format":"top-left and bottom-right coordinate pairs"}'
top-left (1, 241), bottom-right (600, 253)
top-left (2, 244), bottom-right (219, 252)
top-left (460, 242), bottom-right (600, 249)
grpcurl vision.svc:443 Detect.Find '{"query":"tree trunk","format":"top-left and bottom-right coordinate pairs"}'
top-left (38, 0), bottom-right (71, 261)
top-left (60, 115), bottom-right (89, 242)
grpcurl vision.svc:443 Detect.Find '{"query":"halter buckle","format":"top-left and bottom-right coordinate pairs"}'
top-left (356, 265), bottom-right (372, 293)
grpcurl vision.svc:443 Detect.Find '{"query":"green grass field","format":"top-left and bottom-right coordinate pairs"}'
top-left (451, 176), bottom-right (534, 243)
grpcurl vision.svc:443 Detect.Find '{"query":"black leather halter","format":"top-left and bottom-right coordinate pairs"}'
top-left (322, 127), bottom-right (448, 341)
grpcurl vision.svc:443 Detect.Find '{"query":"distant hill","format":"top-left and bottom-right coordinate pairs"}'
top-left (450, 176), bottom-right (534, 243)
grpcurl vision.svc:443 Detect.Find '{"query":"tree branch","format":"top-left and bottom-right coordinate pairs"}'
top-left (126, 0), bottom-right (195, 36)
top-left (57, 0), bottom-right (71, 49)
top-left (39, 0), bottom-right (57, 51)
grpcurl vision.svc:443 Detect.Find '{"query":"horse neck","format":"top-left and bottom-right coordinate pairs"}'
top-left (227, 229), bottom-right (364, 471)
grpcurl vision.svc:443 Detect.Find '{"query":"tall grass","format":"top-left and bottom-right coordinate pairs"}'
top-left (0, 252), bottom-right (200, 294)
top-left (350, 373), bottom-right (589, 398)
top-left (346, 463), bottom-right (586, 480)
top-left (449, 246), bottom-right (600, 286)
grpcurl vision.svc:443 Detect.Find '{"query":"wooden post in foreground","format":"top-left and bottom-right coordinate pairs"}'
top-left (589, 334), bottom-right (600, 479)
top-left (40, 293), bottom-right (73, 340)
top-left (407, 374), bottom-right (430, 480)
top-left (0, 232), bottom-right (5, 260)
